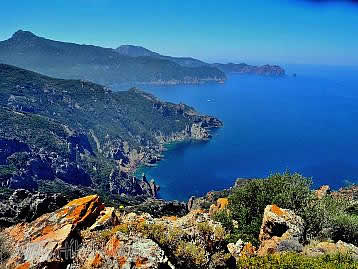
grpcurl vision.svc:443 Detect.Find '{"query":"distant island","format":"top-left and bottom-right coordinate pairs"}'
top-left (212, 63), bottom-right (286, 77)
top-left (0, 31), bottom-right (285, 88)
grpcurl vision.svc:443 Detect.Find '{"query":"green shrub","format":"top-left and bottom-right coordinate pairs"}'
top-left (175, 241), bottom-right (206, 267)
top-left (236, 252), bottom-right (358, 269)
top-left (226, 172), bottom-right (313, 246)
top-left (214, 171), bottom-right (358, 246)
top-left (303, 196), bottom-right (358, 245)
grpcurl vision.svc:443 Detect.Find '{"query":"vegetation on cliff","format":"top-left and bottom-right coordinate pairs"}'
top-left (0, 64), bottom-right (222, 205)
top-left (236, 252), bottom-right (357, 269)
top-left (214, 172), bottom-right (358, 248)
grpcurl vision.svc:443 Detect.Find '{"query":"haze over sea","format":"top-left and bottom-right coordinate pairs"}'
top-left (135, 65), bottom-right (358, 201)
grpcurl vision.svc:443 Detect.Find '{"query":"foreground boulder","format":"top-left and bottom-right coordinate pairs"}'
top-left (258, 205), bottom-right (304, 256)
top-left (74, 232), bottom-right (173, 269)
top-left (1, 194), bottom-right (231, 268)
top-left (3, 195), bottom-right (103, 268)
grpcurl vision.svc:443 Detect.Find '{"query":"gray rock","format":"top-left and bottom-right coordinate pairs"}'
top-left (277, 239), bottom-right (304, 253)
top-left (0, 189), bottom-right (68, 226)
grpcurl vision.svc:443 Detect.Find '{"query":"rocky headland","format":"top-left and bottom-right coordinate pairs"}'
top-left (212, 63), bottom-right (286, 77)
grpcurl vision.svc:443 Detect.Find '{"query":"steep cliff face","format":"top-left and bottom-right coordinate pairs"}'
top-left (0, 64), bottom-right (222, 200)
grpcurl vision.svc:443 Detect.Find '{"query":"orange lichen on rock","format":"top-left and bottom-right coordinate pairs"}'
top-left (135, 257), bottom-right (148, 267)
top-left (6, 223), bottom-right (26, 242)
top-left (66, 195), bottom-right (99, 207)
top-left (15, 262), bottom-right (30, 269)
top-left (209, 197), bottom-right (229, 216)
top-left (55, 195), bottom-right (104, 228)
top-left (78, 199), bottom-right (104, 226)
top-left (106, 235), bottom-right (121, 256)
top-left (85, 253), bottom-right (103, 268)
top-left (117, 256), bottom-right (127, 267)
top-left (66, 203), bottom-right (87, 221)
top-left (56, 207), bottom-right (70, 218)
top-left (40, 225), bottom-right (54, 236)
top-left (164, 216), bottom-right (177, 221)
top-left (89, 207), bottom-right (119, 231)
top-left (241, 242), bottom-right (256, 256)
top-left (217, 198), bottom-right (229, 209)
top-left (190, 209), bottom-right (205, 215)
top-left (271, 204), bottom-right (284, 216)
top-left (32, 224), bottom-right (72, 243)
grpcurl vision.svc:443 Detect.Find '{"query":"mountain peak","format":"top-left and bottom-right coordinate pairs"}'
top-left (116, 45), bottom-right (160, 57)
top-left (11, 30), bottom-right (38, 40)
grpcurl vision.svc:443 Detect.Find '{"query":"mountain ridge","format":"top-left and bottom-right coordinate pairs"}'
top-left (116, 43), bottom-right (286, 76)
top-left (0, 30), bottom-right (226, 86)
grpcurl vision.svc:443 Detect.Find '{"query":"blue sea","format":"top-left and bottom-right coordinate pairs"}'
top-left (136, 65), bottom-right (358, 201)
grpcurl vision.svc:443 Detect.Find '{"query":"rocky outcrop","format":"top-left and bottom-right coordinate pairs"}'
top-left (333, 185), bottom-right (358, 200)
top-left (1, 194), bottom-right (231, 268)
top-left (209, 198), bottom-right (229, 216)
top-left (124, 198), bottom-right (188, 218)
top-left (0, 189), bottom-right (68, 226)
top-left (304, 240), bottom-right (358, 260)
top-left (186, 189), bottom-right (231, 212)
top-left (227, 240), bottom-right (256, 261)
top-left (75, 232), bottom-right (173, 269)
top-left (315, 185), bottom-right (331, 199)
top-left (2, 195), bottom-right (103, 268)
top-left (108, 170), bottom-right (159, 198)
top-left (257, 205), bottom-right (305, 256)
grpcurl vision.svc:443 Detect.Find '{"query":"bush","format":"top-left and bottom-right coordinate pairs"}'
top-left (236, 252), bottom-right (358, 269)
top-left (303, 196), bottom-right (358, 245)
top-left (225, 172), bottom-right (313, 245)
top-left (214, 171), bottom-right (358, 246)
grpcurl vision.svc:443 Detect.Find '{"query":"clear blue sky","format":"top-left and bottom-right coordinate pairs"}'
top-left (1, 0), bottom-right (357, 66)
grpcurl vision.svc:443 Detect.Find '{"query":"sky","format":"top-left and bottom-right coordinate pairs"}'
top-left (0, 0), bottom-right (357, 66)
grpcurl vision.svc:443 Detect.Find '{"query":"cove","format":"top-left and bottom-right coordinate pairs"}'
top-left (136, 65), bottom-right (358, 201)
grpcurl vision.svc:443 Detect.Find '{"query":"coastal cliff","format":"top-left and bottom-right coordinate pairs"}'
top-left (0, 64), bottom-right (222, 204)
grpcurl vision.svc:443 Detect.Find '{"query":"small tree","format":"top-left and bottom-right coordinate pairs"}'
top-left (225, 172), bottom-right (313, 245)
